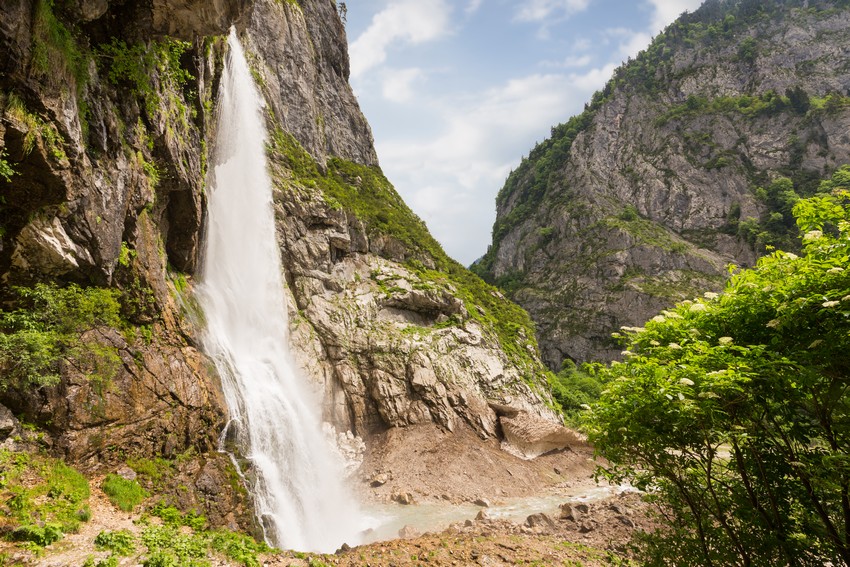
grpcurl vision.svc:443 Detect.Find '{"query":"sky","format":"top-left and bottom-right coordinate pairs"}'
top-left (345, 0), bottom-right (705, 265)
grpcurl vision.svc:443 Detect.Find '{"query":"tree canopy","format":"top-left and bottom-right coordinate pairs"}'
top-left (584, 168), bottom-right (850, 565)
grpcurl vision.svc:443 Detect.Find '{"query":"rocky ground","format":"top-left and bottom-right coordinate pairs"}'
top-left (275, 491), bottom-right (653, 567)
top-left (0, 424), bottom-right (656, 566)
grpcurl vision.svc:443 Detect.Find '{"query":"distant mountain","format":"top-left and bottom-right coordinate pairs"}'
top-left (473, 0), bottom-right (850, 367)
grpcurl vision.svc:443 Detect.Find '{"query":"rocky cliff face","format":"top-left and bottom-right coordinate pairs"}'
top-left (243, 0), bottom-right (558, 439)
top-left (0, 0), bottom-right (257, 529)
top-left (0, 0), bottom-right (561, 529)
top-left (474, 0), bottom-right (850, 367)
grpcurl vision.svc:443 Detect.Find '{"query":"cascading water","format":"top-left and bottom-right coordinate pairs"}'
top-left (197, 29), bottom-right (362, 552)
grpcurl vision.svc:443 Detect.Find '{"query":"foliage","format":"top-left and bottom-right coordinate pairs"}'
top-left (0, 283), bottom-right (122, 391)
top-left (35, 501), bottom-right (270, 567)
top-left (0, 450), bottom-right (91, 547)
top-left (141, 524), bottom-right (209, 567)
top-left (83, 556), bottom-right (119, 567)
top-left (490, 109), bottom-right (597, 245)
top-left (601, 208), bottom-right (688, 253)
top-left (150, 502), bottom-right (207, 531)
top-left (737, 167), bottom-right (850, 253)
top-left (11, 523), bottom-right (63, 546)
top-left (31, 0), bottom-right (88, 89)
top-left (547, 361), bottom-right (606, 422)
top-left (656, 91), bottom-right (795, 125)
top-left (139, 514), bottom-right (270, 567)
top-left (4, 93), bottom-right (67, 161)
top-left (127, 456), bottom-right (175, 485)
top-left (101, 474), bottom-right (148, 512)
top-left (0, 150), bottom-right (15, 182)
top-left (94, 529), bottom-right (136, 556)
top-left (98, 38), bottom-right (193, 118)
top-left (585, 188), bottom-right (850, 565)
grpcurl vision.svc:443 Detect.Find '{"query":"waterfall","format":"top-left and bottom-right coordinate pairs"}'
top-left (197, 29), bottom-right (362, 553)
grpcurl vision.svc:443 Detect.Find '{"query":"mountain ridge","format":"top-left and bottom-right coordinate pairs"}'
top-left (474, 0), bottom-right (850, 366)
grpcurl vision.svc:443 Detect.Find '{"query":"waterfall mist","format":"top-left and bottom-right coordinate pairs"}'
top-left (197, 28), bottom-right (362, 553)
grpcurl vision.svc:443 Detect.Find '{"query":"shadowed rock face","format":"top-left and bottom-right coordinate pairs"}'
top-left (476, 2), bottom-right (850, 367)
top-left (60, 0), bottom-right (253, 38)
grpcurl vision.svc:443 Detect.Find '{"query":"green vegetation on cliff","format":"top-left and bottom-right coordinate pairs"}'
top-left (0, 283), bottom-right (122, 391)
top-left (585, 184), bottom-right (850, 564)
top-left (31, 0), bottom-right (88, 89)
top-left (476, 0), bottom-right (850, 284)
top-left (267, 127), bottom-right (557, 394)
top-left (97, 38), bottom-right (193, 119)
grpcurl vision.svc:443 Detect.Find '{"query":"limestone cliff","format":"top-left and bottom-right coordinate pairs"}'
top-left (474, 0), bottom-right (850, 366)
top-left (0, 0), bottom-right (560, 528)
top-left (242, 0), bottom-right (557, 440)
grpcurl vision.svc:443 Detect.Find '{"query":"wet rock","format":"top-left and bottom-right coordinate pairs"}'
top-left (392, 491), bottom-right (415, 505)
top-left (475, 509), bottom-right (492, 522)
top-left (473, 498), bottom-right (490, 508)
top-left (335, 542), bottom-right (351, 553)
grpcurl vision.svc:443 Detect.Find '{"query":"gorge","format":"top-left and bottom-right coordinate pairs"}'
top-left (0, 0), bottom-right (848, 565)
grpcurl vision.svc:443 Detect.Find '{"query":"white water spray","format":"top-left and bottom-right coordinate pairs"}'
top-left (198, 29), bottom-right (362, 552)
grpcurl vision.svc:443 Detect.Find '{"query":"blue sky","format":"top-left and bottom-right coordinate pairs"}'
top-left (345, 0), bottom-right (704, 265)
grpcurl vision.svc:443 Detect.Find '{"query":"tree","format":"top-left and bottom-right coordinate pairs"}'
top-left (584, 172), bottom-right (850, 565)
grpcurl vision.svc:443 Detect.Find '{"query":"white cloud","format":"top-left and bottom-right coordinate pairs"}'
top-left (514, 0), bottom-right (591, 23)
top-left (620, 31), bottom-right (652, 59)
top-left (349, 0), bottom-right (452, 79)
top-left (645, 0), bottom-right (703, 34)
top-left (377, 67), bottom-right (612, 263)
top-left (597, 1), bottom-right (700, 63)
top-left (541, 54), bottom-right (593, 69)
top-left (381, 68), bottom-right (424, 103)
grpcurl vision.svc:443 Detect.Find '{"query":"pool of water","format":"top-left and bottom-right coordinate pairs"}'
top-left (359, 483), bottom-right (634, 543)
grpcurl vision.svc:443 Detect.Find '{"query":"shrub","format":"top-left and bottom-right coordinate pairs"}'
top-left (586, 188), bottom-right (850, 564)
top-left (101, 474), bottom-right (148, 512)
top-left (0, 283), bottom-right (123, 391)
top-left (11, 523), bottom-right (63, 547)
top-left (94, 529), bottom-right (136, 556)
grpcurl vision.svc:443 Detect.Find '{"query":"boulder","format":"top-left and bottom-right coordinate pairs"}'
top-left (525, 513), bottom-right (556, 530)
top-left (0, 404), bottom-right (19, 440)
top-left (559, 502), bottom-right (589, 522)
top-left (498, 410), bottom-right (587, 458)
top-left (398, 525), bottom-right (421, 539)
top-left (391, 491), bottom-right (415, 505)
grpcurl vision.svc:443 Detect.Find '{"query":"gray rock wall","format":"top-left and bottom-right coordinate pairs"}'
top-left (0, 0), bottom-right (561, 513)
top-left (480, 3), bottom-right (850, 366)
